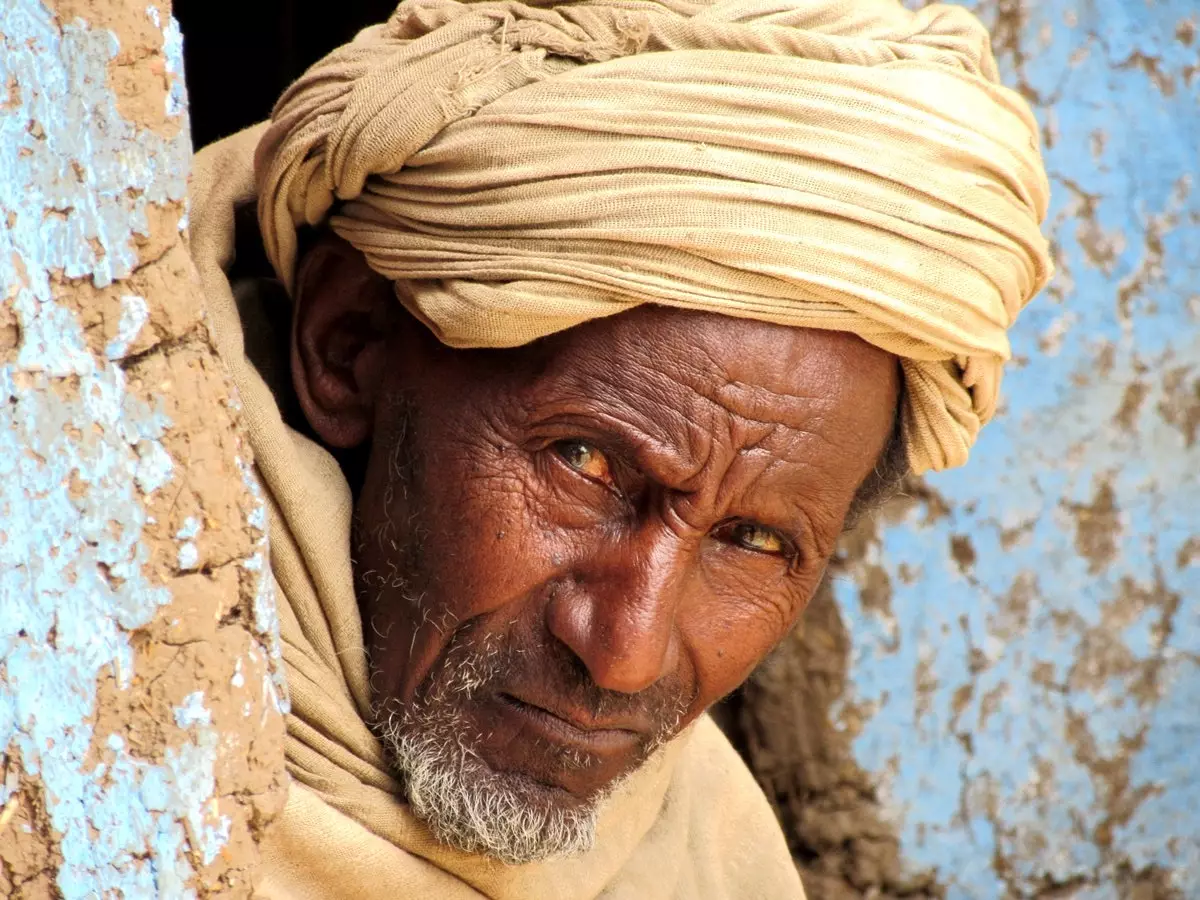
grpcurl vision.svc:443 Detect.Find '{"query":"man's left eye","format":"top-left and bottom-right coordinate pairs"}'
top-left (553, 439), bottom-right (613, 485)
top-left (717, 521), bottom-right (791, 557)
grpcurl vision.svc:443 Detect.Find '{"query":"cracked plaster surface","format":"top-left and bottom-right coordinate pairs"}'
top-left (0, 1), bottom-right (285, 896)
top-left (835, 2), bottom-right (1200, 897)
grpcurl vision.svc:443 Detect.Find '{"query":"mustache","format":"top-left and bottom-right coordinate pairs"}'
top-left (417, 624), bottom-right (695, 745)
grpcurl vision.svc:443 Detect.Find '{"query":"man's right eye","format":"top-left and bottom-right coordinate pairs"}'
top-left (553, 440), bottom-right (614, 487)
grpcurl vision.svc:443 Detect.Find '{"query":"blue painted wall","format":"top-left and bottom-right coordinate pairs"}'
top-left (837, 2), bottom-right (1200, 896)
top-left (0, 2), bottom-right (285, 895)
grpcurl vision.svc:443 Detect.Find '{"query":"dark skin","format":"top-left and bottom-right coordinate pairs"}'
top-left (291, 234), bottom-right (900, 811)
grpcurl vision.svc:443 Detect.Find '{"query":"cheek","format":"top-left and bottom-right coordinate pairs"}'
top-left (358, 437), bottom-right (570, 701)
top-left (677, 569), bottom-right (813, 713)
top-left (425, 449), bottom-right (565, 601)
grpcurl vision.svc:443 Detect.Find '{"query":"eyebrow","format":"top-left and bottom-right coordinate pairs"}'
top-left (532, 405), bottom-right (825, 548)
top-left (534, 406), bottom-right (704, 490)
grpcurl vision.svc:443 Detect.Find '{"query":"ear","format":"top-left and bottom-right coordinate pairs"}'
top-left (291, 233), bottom-right (399, 449)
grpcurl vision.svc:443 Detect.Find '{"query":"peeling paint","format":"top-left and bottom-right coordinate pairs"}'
top-left (104, 294), bottom-right (149, 360)
top-left (0, 0), bottom-right (247, 895)
top-left (837, 1), bottom-right (1200, 896)
top-left (176, 516), bottom-right (202, 571)
top-left (237, 456), bottom-right (289, 716)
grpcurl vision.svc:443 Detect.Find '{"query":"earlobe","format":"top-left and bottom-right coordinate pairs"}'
top-left (290, 234), bottom-right (397, 449)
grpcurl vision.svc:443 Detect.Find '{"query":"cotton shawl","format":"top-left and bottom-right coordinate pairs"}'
top-left (255, 0), bottom-right (1052, 474)
top-left (191, 125), bottom-right (804, 899)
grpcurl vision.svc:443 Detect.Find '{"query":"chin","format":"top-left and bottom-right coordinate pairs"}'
top-left (366, 627), bottom-right (684, 861)
top-left (376, 701), bottom-right (616, 864)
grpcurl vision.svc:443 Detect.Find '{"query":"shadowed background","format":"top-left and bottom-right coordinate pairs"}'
top-left (178, 0), bottom-right (397, 148)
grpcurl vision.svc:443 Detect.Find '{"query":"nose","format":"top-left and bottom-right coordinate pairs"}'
top-left (545, 527), bottom-right (687, 695)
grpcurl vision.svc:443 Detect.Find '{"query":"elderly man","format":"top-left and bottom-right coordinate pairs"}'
top-left (189, 0), bottom-right (1051, 896)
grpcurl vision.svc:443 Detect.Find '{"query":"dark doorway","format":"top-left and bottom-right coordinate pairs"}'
top-left (175, 0), bottom-right (398, 149)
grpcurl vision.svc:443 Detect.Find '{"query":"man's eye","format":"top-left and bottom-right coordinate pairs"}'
top-left (553, 440), bottom-right (613, 485)
top-left (718, 521), bottom-right (790, 557)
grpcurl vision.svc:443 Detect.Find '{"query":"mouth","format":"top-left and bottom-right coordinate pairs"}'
top-left (495, 692), bottom-right (644, 754)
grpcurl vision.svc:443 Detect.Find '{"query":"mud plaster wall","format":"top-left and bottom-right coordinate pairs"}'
top-left (826, 1), bottom-right (1198, 897)
top-left (0, 0), bottom-right (286, 896)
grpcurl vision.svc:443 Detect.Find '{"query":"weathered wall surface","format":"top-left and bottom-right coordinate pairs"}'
top-left (830, 1), bottom-right (1198, 897)
top-left (0, 0), bottom-right (286, 896)
top-left (726, 2), bottom-right (1198, 898)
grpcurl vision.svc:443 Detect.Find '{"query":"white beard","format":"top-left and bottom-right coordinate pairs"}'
top-left (376, 701), bottom-right (608, 865)
top-left (369, 629), bottom-right (681, 865)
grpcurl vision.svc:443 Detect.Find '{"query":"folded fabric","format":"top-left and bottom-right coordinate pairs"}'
top-left (256, 0), bottom-right (1053, 474)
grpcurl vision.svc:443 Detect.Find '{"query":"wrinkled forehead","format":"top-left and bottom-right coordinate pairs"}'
top-left (507, 305), bottom-right (900, 458)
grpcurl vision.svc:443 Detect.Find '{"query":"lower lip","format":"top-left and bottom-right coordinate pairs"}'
top-left (495, 694), bottom-right (641, 753)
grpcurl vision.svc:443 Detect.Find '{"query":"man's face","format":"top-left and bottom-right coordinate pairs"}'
top-left (292, 240), bottom-right (900, 862)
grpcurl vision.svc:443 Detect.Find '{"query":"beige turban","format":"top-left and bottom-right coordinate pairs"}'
top-left (255, 0), bottom-right (1052, 474)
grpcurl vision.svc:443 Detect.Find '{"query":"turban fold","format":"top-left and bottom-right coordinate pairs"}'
top-left (255, 0), bottom-right (1052, 473)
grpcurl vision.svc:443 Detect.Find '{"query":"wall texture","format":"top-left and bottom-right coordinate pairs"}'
top-left (0, 1), bottom-right (286, 895)
top-left (831, 1), bottom-right (1199, 897)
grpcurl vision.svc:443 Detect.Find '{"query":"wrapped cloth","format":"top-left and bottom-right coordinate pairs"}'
top-left (256, 0), bottom-right (1053, 474)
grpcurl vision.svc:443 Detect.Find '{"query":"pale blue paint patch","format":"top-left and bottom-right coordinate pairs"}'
top-left (162, 15), bottom-right (187, 121)
top-left (135, 439), bottom-right (175, 495)
top-left (0, 6), bottom-right (188, 290)
top-left (174, 693), bottom-right (210, 730)
top-left (167, 694), bottom-right (230, 867)
top-left (175, 516), bottom-right (201, 541)
top-left (154, 2), bottom-right (192, 234)
top-left (105, 294), bottom-right (149, 360)
top-left (15, 295), bottom-right (94, 376)
top-left (165, 733), bottom-right (231, 867)
top-left (842, 2), bottom-right (1200, 896)
top-left (0, 1), bottom-right (236, 896)
top-left (176, 516), bottom-right (202, 570)
top-left (237, 456), bottom-right (290, 716)
top-left (177, 542), bottom-right (199, 571)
